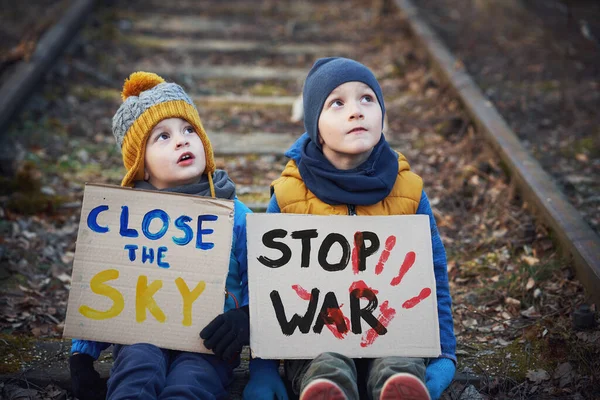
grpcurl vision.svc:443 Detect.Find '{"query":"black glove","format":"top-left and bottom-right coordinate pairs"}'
top-left (200, 306), bottom-right (250, 360)
top-left (69, 353), bottom-right (107, 400)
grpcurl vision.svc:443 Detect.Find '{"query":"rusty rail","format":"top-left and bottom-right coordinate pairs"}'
top-left (395, 0), bottom-right (600, 306)
top-left (0, 0), bottom-right (96, 135)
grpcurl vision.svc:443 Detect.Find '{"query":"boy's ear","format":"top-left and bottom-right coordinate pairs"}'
top-left (144, 168), bottom-right (150, 181)
top-left (318, 134), bottom-right (324, 145)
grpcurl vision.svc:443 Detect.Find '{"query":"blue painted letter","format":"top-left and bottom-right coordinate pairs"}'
top-left (142, 246), bottom-right (154, 264)
top-left (87, 205), bottom-right (109, 233)
top-left (157, 246), bottom-right (170, 269)
top-left (124, 244), bottom-right (138, 261)
top-left (173, 215), bottom-right (193, 246)
top-left (196, 215), bottom-right (218, 250)
top-left (142, 209), bottom-right (170, 240)
top-left (120, 206), bottom-right (139, 238)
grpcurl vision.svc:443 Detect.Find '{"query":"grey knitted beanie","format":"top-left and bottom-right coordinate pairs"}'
top-left (111, 71), bottom-right (215, 187)
top-left (302, 57), bottom-right (386, 149)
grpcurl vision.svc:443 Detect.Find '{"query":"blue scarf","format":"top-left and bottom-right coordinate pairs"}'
top-left (297, 135), bottom-right (398, 206)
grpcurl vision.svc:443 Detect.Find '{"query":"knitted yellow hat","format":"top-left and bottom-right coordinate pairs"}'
top-left (112, 72), bottom-right (216, 193)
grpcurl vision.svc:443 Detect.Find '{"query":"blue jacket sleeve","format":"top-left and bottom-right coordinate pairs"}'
top-left (415, 190), bottom-right (457, 363)
top-left (233, 199), bottom-right (252, 307)
top-left (248, 195), bottom-right (287, 397)
top-left (71, 339), bottom-right (111, 360)
top-left (266, 194), bottom-right (281, 214)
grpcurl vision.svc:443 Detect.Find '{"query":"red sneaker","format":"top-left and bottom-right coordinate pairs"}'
top-left (380, 373), bottom-right (431, 400)
top-left (300, 378), bottom-right (349, 400)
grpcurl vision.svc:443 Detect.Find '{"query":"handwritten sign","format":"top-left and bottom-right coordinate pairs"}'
top-left (63, 183), bottom-right (234, 353)
top-left (247, 214), bottom-right (441, 359)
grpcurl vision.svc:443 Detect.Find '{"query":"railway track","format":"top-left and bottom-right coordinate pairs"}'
top-left (1, 0), bottom-right (598, 398)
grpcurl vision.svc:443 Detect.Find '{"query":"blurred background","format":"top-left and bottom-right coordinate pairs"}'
top-left (0, 0), bottom-right (598, 399)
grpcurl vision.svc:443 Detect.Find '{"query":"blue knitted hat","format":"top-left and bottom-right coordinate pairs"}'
top-left (302, 57), bottom-right (386, 149)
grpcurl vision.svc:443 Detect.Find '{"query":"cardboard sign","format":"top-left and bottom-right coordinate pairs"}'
top-left (247, 214), bottom-right (441, 359)
top-left (63, 183), bottom-right (233, 353)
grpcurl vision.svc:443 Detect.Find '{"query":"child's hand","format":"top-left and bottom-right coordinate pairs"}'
top-left (69, 353), bottom-right (107, 400)
top-left (425, 357), bottom-right (455, 400)
top-left (243, 358), bottom-right (288, 400)
top-left (200, 306), bottom-right (250, 360)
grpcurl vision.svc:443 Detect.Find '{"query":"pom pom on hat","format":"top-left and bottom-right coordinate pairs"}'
top-left (121, 72), bottom-right (165, 101)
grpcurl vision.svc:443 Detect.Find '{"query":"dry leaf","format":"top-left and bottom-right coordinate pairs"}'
top-left (554, 362), bottom-right (574, 388)
top-left (493, 228), bottom-right (507, 238)
top-left (576, 331), bottom-right (600, 343)
top-left (61, 251), bottom-right (75, 264)
top-left (521, 306), bottom-right (541, 319)
top-left (56, 273), bottom-right (71, 284)
top-left (447, 260), bottom-right (455, 272)
top-left (505, 297), bottom-right (521, 306)
top-left (565, 174), bottom-right (594, 184)
top-left (526, 277), bottom-right (535, 290)
top-left (527, 369), bottom-right (550, 383)
top-left (522, 255), bottom-right (539, 266)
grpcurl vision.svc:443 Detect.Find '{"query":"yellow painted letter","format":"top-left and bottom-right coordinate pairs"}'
top-left (175, 278), bottom-right (206, 326)
top-left (136, 276), bottom-right (165, 323)
top-left (79, 269), bottom-right (124, 320)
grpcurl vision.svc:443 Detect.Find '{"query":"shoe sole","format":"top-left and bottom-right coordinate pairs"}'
top-left (300, 378), bottom-right (348, 400)
top-left (380, 373), bottom-right (430, 400)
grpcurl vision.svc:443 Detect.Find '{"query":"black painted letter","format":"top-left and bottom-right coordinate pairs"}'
top-left (291, 229), bottom-right (318, 268)
top-left (349, 288), bottom-right (386, 335)
top-left (258, 229), bottom-right (291, 268)
top-left (355, 231), bottom-right (380, 272)
top-left (318, 233), bottom-right (350, 272)
top-left (312, 291), bottom-right (348, 334)
top-left (270, 289), bottom-right (320, 335)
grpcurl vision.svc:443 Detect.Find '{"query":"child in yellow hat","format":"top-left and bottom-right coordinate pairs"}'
top-left (68, 72), bottom-right (287, 399)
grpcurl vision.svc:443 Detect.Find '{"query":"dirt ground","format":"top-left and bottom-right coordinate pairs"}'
top-left (0, 0), bottom-right (72, 85)
top-left (412, 0), bottom-right (600, 236)
top-left (1, 1), bottom-right (599, 399)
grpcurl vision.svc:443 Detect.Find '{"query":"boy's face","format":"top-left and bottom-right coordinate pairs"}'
top-left (144, 118), bottom-right (206, 189)
top-left (317, 81), bottom-right (382, 169)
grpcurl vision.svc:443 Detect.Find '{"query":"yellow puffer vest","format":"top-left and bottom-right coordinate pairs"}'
top-left (271, 152), bottom-right (423, 215)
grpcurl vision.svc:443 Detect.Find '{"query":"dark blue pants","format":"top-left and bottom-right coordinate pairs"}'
top-left (107, 343), bottom-right (234, 400)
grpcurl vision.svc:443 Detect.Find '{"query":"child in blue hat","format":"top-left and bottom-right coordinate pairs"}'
top-left (252, 57), bottom-right (457, 400)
